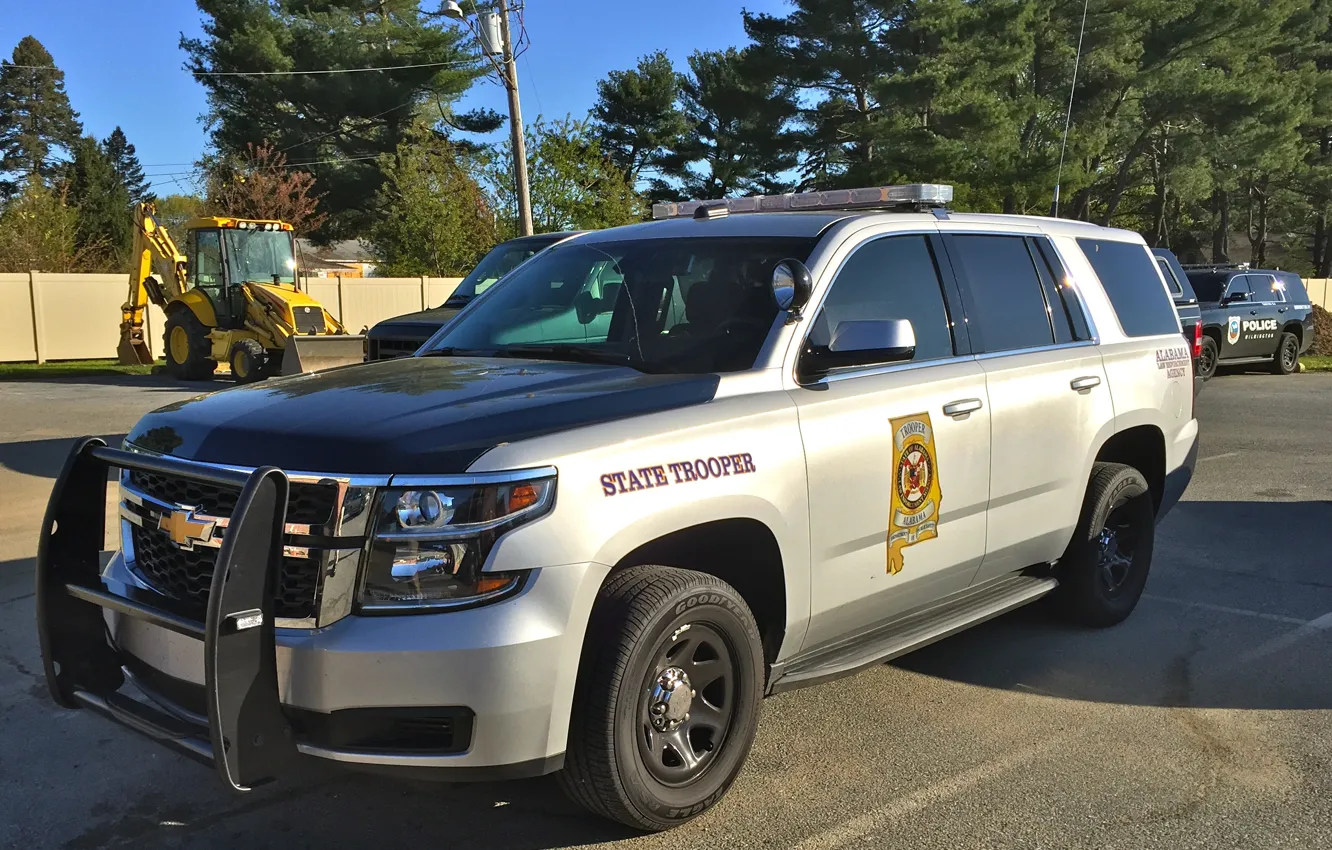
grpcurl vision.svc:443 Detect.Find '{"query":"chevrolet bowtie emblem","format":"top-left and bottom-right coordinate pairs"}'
top-left (158, 508), bottom-right (216, 550)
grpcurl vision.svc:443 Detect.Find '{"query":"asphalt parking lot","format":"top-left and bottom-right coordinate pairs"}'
top-left (2, 373), bottom-right (1330, 849)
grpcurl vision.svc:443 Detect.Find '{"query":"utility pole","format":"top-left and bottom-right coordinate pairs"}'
top-left (496, 0), bottom-right (533, 236)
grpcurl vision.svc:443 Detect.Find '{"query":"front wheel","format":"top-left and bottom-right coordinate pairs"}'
top-left (558, 566), bottom-right (764, 832)
top-left (229, 339), bottom-right (267, 384)
top-left (1271, 331), bottom-right (1298, 375)
top-left (1050, 462), bottom-right (1155, 628)
top-left (163, 309), bottom-right (215, 380)
top-left (1197, 335), bottom-right (1219, 380)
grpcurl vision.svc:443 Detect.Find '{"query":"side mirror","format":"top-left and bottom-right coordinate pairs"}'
top-left (772, 259), bottom-right (813, 312)
top-left (829, 319), bottom-right (916, 360)
top-left (802, 319), bottom-right (916, 381)
top-left (1222, 291), bottom-right (1246, 305)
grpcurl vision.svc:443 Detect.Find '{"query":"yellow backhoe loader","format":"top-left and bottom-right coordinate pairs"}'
top-left (118, 203), bottom-right (366, 382)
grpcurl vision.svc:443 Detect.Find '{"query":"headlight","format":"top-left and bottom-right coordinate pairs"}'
top-left (358, 474), bottom-right (555, 611)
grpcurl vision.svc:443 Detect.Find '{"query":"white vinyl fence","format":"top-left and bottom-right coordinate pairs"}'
top-left (0, 273), bottom-right (462, 363)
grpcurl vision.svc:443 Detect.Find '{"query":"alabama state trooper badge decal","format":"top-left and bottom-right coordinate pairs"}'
top-left (888, 412), bottom-right (943, 575)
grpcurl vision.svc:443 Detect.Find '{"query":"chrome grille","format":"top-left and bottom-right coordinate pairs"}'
top-left (368, 338), bottom-right (423, 360)
top-left (118, 458), bottom-right (375, 627)
top-left (129, 523), bottom-right (322, 619)
top-left (128, 470), bottom-right (337, 526)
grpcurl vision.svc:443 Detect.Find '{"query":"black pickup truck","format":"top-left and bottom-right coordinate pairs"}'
top-left (1152, 249), bottom-right (1204, 385)
top-left (1181, 264), bottom-right (1316, 379)
top-left (365, 231), bottom-right (579, 360)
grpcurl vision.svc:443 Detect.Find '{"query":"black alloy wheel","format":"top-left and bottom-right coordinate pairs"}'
top-left (1272, 332), bottom-right (1299, 375)
top-left (1197, 336), bottom-right (1218, 380)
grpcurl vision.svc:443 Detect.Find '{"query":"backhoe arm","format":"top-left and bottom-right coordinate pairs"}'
top-left (118, 203), bottom-right (189, 365)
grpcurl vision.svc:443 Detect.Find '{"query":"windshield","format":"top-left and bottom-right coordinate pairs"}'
top-left (223, 228), bottom-right (296, 285)
top-left (1185, 272), bottom-right (1229, 303)
top-left (422, 236), bottom-right (816, 374)
top-left (444, 237), bottom-right (563, 306)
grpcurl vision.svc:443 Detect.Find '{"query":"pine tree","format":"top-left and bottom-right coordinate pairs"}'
top-left (183, 0), bottom-right (498, 239)
top-left (656, 48), bottom-right (798, 200)
top-left (0, 36), bottom-right (83, 198)
top-left (592, 51), bottom-right (687, 185)
top-left (102, 126), bottom-right (153, 204)
top-left (65, 135), bottom-right (132, 265)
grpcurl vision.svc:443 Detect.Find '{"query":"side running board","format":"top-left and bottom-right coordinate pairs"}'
top-left (770, 574), bottom-right (1057, 694)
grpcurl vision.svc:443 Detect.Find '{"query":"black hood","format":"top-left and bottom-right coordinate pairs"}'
top-left (127, 358), bottom-right (719, 474)
top-left (366, 306), bottom-right (462, 341)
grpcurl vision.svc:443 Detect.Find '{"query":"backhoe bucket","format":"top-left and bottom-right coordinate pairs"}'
top-left (279, 335), bottom-right (367, 375)
top-left (117, 324), bottom-right (154, 366)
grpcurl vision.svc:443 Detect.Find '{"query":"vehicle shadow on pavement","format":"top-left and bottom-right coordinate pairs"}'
top-left (0, 434), bottom-right (126, 479)
top-left (895, 499), bottom-right (1332, 712)
top-left (0, 374), bottom-right (198, 390)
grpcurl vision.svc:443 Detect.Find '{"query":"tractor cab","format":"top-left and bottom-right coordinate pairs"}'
top-left (184, 217), bottom-right (298, 331)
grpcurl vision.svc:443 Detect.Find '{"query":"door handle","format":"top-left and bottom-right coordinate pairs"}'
top-left (1250, 310), bottom-right (1258, 315)
top-left (1070, 375), bottom-right (1101, 391)
top-left (942, 398), bottom-right (983, 417)
top-left (1279, 307), bottom-right (1288, 313)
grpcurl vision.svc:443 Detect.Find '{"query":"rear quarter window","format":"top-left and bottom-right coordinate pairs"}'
top-left (1276, 272), bottom-right (1309, 304)
top-left (1077, 239), bottom-right (1180, 337)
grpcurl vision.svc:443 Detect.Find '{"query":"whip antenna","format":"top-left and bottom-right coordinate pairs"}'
top-left (1053, 0), bottom-right (1091, 217)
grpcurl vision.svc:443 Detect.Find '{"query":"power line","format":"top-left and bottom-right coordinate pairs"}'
top-left (7, 58), bottom-right (478, 77)
top-left (141, 152), bottom-right (384, 178)
top-left (191, 58), bottom-right (478, 77)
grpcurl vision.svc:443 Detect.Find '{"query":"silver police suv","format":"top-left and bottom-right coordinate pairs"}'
top-left (37, 184), bottom-right (1197, 831)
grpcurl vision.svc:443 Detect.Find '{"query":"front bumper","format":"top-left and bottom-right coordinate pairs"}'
top-left (37, 439), bottom-right (603, 790)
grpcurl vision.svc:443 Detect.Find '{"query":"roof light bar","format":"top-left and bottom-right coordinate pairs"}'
top-left (651, 184), bottom-right (954, 221)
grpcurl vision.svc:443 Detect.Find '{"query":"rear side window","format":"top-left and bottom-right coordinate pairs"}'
top-left (1155, 257), bottom-right (1184, 296)
top-left (946, 235), bottom-right (1054, 353)
top-left (1277, 272), bottom-right (1309, 304)
top-left (1077, 239), bottom-right (1179, 337)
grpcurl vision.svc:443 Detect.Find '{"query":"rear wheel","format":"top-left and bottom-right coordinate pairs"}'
top-left (1271, 331), bottom-right (1298, 375)
top-left (1197, 335), bottom-right (1219, 380)
top-left (1051, 462), bottom-right (1155, 628)
top-left (163, 310), bottom-right (215, 380)
top-left (228, 339), bottom-right (267, 383)
top-left (558, 566), bottom-right (764, 832)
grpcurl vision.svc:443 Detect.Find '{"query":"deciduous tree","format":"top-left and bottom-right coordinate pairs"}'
top-left (203, 141), bottom-right (326, 233)
top-left (366, 128), bottom-right (496, 277)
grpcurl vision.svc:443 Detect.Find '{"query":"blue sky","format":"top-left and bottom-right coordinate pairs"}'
top-left (0, 0), bottom-right (790, 197)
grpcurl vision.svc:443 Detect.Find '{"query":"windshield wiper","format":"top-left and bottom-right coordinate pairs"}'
top-left (419, 347), bottom-right (495, 357)
top-left (486, 344), bottom-right (639, 369)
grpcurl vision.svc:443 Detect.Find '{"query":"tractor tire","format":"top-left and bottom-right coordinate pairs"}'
top-left (164, 310), bottom-right (216, 380)
top-left (228, 339), bottom-right (267, 384)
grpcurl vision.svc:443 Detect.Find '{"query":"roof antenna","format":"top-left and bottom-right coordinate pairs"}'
top-left (1053, 0), bottom-right (1091, 218)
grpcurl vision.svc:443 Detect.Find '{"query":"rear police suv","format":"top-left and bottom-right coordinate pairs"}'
top-left (37, 184), bottom-right (1196, 832)
top-left (1184, 264), bottom-right (1316, 378)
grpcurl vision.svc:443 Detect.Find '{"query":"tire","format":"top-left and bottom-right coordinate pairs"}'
top-left (163, 309), bottom-right (215, 380)
top-left (228, 339), bottom-right (267, 384)
top-left (1270, 331), bottom-right (1298, 375)
top-left (1197, 335), bottom-right (1219, 380)
top-left (557, 565), bottom-right (764, 832)
top-left (1050, 462), bottom-right (1155, 628)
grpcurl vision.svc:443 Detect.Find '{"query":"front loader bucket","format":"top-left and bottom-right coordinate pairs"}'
top-left (279, 334), bottom-right (367, 375)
